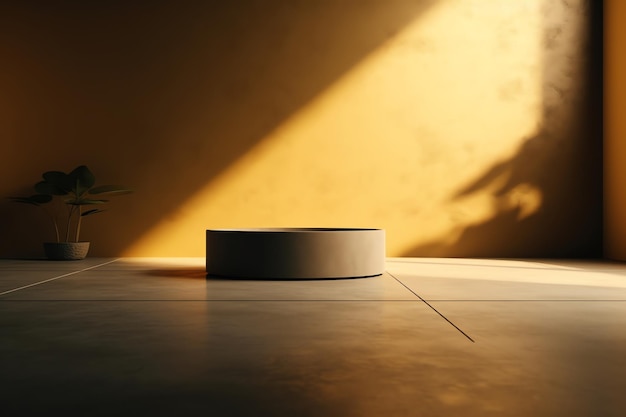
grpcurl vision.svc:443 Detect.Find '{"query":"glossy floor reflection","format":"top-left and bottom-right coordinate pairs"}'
top-left (1, 258), bottom-right (625, 416)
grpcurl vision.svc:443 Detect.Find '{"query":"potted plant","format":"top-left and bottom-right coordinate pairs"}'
top-left (10, 165), bottom-right (132, 260)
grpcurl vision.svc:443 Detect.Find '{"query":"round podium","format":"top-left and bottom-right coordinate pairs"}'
top-left (206, 228), bottom-right (385, 279)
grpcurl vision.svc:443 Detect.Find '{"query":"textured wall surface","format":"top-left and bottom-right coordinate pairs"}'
top-left (0, 0), bottom-right (602, 258)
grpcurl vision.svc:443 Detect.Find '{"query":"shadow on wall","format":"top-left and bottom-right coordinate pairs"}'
top-left (0, 0), bottom-right (436, 258)
top-left (403, 0), bottom-right (603, 258)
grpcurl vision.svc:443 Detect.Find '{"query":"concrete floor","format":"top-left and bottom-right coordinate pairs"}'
top-left (1, 257), bottom-right (625, 416)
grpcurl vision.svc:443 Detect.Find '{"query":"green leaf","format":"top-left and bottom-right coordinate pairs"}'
top-left (42, 171), bottom-right (73, 192)
top-left (69, 165), bottom-right (95, 193)
top-left (11, 198), bottom-right (39, 206)
top-left (65, 198), bottom-right (108, 205)
top-left (35, 180), bottom-right (68, 196)
top-left (10, 194), bottom-right (53, 205)
top-left (81, 208), bottom-right (105, 216)
top-left (29, 194), bottom-right (53, 204)
top-left (89, 185), bottom-right (133, 195)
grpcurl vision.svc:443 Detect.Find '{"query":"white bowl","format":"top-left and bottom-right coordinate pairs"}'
top-left (206, 228), bottom-right (385, 279)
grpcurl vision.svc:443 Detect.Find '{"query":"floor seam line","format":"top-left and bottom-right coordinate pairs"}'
top-left (0, 258), bottom-right (120, 297)
top-left (386, 270), bottom-right (475, 343)
top-left (3, 299), bottom-right (624, 302)
top-left (418, 299), bottom-right (626, 302)
top-left (0, 299), bottom-right (422, 302)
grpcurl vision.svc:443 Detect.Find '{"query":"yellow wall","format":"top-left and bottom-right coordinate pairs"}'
top-left (0, 0), bottom-right (602, 258)
top-left (605, 0), bottom-right (626, 260)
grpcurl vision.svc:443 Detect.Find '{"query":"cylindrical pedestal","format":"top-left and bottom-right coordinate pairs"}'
top-left (206, 228), bottom-right (385, 279)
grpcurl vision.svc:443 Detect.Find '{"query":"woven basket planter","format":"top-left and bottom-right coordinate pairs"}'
top-left (43, 242), bottom-right (90, 260)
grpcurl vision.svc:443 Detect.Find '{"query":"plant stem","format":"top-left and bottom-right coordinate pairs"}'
top-left (42, 206), bottom-right (60, 243)
top-left (76, 205), bottom-right (82, 242)
top-left (65, 205), bottom-right (74, 242)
